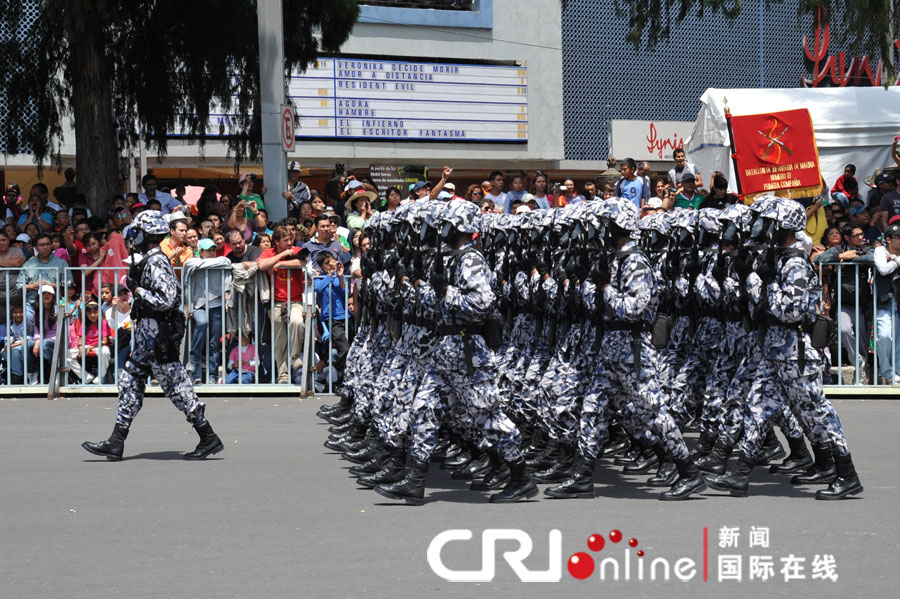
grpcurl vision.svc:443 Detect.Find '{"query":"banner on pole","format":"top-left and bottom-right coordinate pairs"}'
top-left (730, 108), bottom-right (822, 199)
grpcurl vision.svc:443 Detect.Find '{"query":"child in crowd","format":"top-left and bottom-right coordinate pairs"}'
top-left (67, 300), bottom-right (111, 384)
top-left (6, 304), bottom-right (36, 385)
top-left (225, 333), bottom-right (256, 384)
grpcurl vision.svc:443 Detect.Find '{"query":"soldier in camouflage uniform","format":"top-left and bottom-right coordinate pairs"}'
top-left (375, 199), bottom-right (536, 505)
top-left (547, 198), bottom-right (706, 501)
top-left (82, 211), bottom-right (223, 461)
top-left (707, 198), bottom-right (863, 500)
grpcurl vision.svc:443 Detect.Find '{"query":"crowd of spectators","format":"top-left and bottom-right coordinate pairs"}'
top-left (2, 139), bottom-right (900, 387)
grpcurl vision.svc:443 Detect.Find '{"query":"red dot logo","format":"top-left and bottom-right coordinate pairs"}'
top-left (587, 534), bottom-right (605, 552)
top-left (568, 552), bottom-right (595, 580)
top-left (628, 537), bottom-right (639, 548)
top-left (637, 550), bottom-right (645, 557)
top-left (609, 530), bottom-right (623, 543)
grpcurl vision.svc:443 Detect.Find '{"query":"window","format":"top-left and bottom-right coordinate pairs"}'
top-left (362, 1), bottom-right (474, 9)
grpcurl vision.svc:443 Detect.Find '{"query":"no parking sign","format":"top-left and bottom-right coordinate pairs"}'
top-left (281, 105), bottom-right (295, 152)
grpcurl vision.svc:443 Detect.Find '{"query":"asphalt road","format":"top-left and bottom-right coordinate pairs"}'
top-left (1, 395), bottom-right (898, 599)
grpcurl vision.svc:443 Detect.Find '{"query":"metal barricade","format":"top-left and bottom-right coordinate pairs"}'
top-left (0, 262), bottom-right (352, 396)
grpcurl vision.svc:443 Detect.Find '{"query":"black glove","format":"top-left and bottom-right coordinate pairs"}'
top-left (125, 276), bottom-right (140, 293)
top-left (684, 259), bottom-right (702, 279)
top-left (733, 257), bottom-right (753, 280)
top-left (565, 261), bottom-right (580, 281)
top-left (430, 269), bottom-right (447, 296)
top-left (593, 267), bottom-right (611, 289)
top-left (756, 261), bottom-right (777, 284)
top-left (536, 255), bottom-right (550, 277)
top-left (711, 264), bottom-right (728, 283)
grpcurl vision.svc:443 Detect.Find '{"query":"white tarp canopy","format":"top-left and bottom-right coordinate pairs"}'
top-left (686, 87), bottom-right (900, 195)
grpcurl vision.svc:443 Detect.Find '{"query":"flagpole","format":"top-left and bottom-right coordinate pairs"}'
top-left (724, 97), bottom-right (744, 197)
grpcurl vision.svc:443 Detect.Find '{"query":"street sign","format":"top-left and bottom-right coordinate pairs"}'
top-left (281, 105), bottom-right (295, 152)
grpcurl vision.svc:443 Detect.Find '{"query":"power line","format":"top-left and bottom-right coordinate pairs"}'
top-left (359, 14), bottom-right (564, 52)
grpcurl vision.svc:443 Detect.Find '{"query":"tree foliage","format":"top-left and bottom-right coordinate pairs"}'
top-left (0, 0), bottom-right (359, 170)
top-left (613, 0), bottom-right (900, 80)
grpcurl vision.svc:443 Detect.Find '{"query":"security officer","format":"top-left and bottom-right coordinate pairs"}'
top-left (82, 210), bottom-right (223, 461)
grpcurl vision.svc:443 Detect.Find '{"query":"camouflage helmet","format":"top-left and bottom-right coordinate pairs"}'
top-left (671, 206), bottom-right (699, 232)
top-left (441, 199), bottom-right (481, 234)
top-left (770, 197), bottom-right (808, 232)
top-left (795, 230), bottom-right (813, 254)
top-left (424, 200), bottom-right (448, 229)
top-left (697, 208), bottom-right (724, 235)
top-left (639, 211), bottom-right (670, 236)
top-left (719, 203), bottom-right (753, 233)
top-left (132, 210), bottom-right (169, 235)
top-left (601, 197), bottom-right (640, 232)
top-left (748, 195), bottom-right (780, 214)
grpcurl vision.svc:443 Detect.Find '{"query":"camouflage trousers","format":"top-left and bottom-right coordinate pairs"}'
top-left (739, 340), bottom-right (849, 458)
top-left (340, 322), bottom-right (370, 395)
top-left (536, 322), bottom-right (592, 441)
top-left (409, 334), bottom-right (522, 463)
top-left (370, 324), bottom-right (417, 442)
top-left (116, 318), bottom-right (205, 428)
top-left (382, 326), bottom-right (436, 450)
top-left (351, 324), bottom-right (392, 424)
top-left (578, 331), bottom-right (689, 461)
top-left (669, 316), bottom-right (723, 426)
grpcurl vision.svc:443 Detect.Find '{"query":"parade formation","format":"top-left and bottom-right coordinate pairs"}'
top-left (318, 196), bottom-right (864, 505)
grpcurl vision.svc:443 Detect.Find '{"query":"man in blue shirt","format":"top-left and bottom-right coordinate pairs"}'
top-left (303, 214), bottom-right (350, 272)
top-left (314, 251), bottom-right (349, 381)
top-left (138, 174), bottom-right (183, 215)
top-left (615, 158), bottom-right (648, 211)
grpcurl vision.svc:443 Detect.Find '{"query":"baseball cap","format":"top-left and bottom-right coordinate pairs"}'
top-left (239, 174), bottom-right (252, 184)
top-left (15, 233), bottom-right (31, 243)
top-left (681, 172), bottom-right (696, 182)
top-left (412, 181), bottom-right (428, 192)
top-left (40, 284), bottom-right (55, 295)
top-left (130, 201), bottom-right (145, 211)
top-left (889, 215), bottom-right (900, 226)
top-left (875, 172), bottom-right (895, 186)
top-left (885, 223), bottom-right (900, 237)
top-left (515, 205), bottom-right (531, 214)
top-left (849, 204), bottom-right (866, 217)
top-left (443, 182), bottom-right (456, 192)
top-left (287, 161), bottom-right (302, 172)
top-left (198, 238), bottom-right (216, 251)
top-left (344, 180), bottom-right (363, 192)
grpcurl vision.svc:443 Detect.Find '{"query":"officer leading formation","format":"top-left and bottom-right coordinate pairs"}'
top-left (81, 210), bottom-right (224, 461)
top-left (321, 195), bottom-right (862, 504)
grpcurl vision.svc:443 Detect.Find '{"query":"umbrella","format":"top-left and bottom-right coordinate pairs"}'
top-left (173, 185), bottom-right (220, 207)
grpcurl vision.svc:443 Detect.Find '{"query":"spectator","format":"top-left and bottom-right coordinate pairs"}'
top-left (237, 174), bottom-right (265, 212)
top-left (225, 332), bottom-right (257, 384)
top-left (226, 196), bottom-right (265, 245)
top-left (506, 174), bottom-right (527, 207)
top-left (160, 215), bottom-right (193, 271)
top-left (183, 238), bottom-right (232, 383)
top-left (31, 285), bottom-right (58, 382)
top-left (185, 227), bottom-right (200, 256)
top-left (556, 179), bottom-right (577, 207)
top-left (383, 186), bottom-right (403, 212)
top-left (485, 171), bottom-right (506, 208)
top-left (831, 165), bottom-right (859, 208)
top-left (601, 183), bottom-right (617, 200)
top-left (668, 147), bottom-right (703, 189)
top-left (299, 202), bottom-right (313, 221)
top-left (6, 303), bottom-right (36, 385)
top-left (637, 161), bottom-right (652, 203)
top-left (615, 158), bottom-right (646, 210)
top-left (410, 180), bottom-right (430, 201)
top-left (53, 167), bottom-right (78, 207)
top-left (226, 229), bottom-right (261, 265)
top-left (528, 171), bottom-right (554, 212)
top-left (344, 189), bottom-right (376, 229)
top-left (876, 172), bottom-right (900, 230)
top-left (481, 200), bottom-right (496, 214)
top-left (67, 300), bottom-right (111, 384)
top-left (2, 184), bottom-right (21, 226)
top-left (311, 195), bottom-right (326, 216)
top-left (442, 182), bottom-right (464, 202)
top-left (31, 183), bottom-right (64, 216)
top-left (17, 233), bottom-right (71, 314)
top-left (647, 178), bottom-right (671, 213)
top-left (255, 233), bottom-right (273, 251)
top-left (77, 232), bottom-right (106, 300)
top-left (314, 251), bottom-right (350, 382)
top-left (208, 213), bottom-right (223, 232)
top-left (257, 225), bottom-right (311, 384)
top-left (138, 174), bottom-right (182, 214)
top-left (873, 223), bottom-right (900, 384)
top-left (674, 173), bottom-right (704, 209)
top-left (303, 214), bottom-right (350, 273)
top-left (465, 184), bottom-right (485, 204)
top-left (0, 229), bottom-right (26, 271)
top-left (284, 161), bottom-right (311, 219)
top-left (212, 228), bottom-right (231, 258)
top-left (700, 175), bottom-right (740, 210)
top-left (104, 286), bottom-right (133, 371)
top-left (850, 205), bottom-right (881, 245)
top-left (17, 194), bottom-right (53, 234)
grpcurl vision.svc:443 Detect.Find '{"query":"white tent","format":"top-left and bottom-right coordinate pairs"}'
top-left (686, 87), bottom-right (900, 195)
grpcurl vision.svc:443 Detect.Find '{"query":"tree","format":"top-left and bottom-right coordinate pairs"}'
top-left (613, 0), bottom-right (900, 81)
top-left (0, 0), bottom-right (359, 216)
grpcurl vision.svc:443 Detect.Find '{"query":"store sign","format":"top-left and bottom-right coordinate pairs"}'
top-left (802, 7), bottom-right (900, 87)
top-left (291, 57), bottom-right (528, 142)
top-left (610, 120), bottom-right (694, 161)
top-left (368, 165), bottom-right (428, 200)
top-left (730, 108), bottom-right (822, 198)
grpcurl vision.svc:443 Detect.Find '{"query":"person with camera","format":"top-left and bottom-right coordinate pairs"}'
top-left (283, 161), bottom-right (311, 219)
top-left (237, 173), bottom-right (265, 212)
top-left (227, 194), bottom-right (266, 246)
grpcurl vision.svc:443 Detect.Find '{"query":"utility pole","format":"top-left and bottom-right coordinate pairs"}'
top-left (257, 0), bottom-right (288, 222)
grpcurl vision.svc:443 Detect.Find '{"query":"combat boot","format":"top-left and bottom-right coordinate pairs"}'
top-left (323, 421), bottom-right (366, 452)
top-left (754, 429), bottom-right (787, 465)
top-left (601, 424), bottom-right (631, 457)
top-left (522, 427), bottom-right (546, 461)
top-left (646, 448), bottom-right (678, 487)
top-left (816, 453), bottom-right (863, 500)
top-left (791, 443), bottom-right (836, 485)
top-left (82, 423), bottom-right (129, 461)
top-left (659, 456), bottom-right (708, 500)
top-left (770, 435), bottom-right (813, 474)
top-left (441, 445), bottom-right (473, 470)
top-left (342, 437), bottom-right (387, 465)
top-left (690, 431), bottom-right (717, 459)
top-left (525, 438), bottom-right (558, 472)
top-left (545, 454), bottom-right (596, 499)
top-left (489, 457), bottom-right (539, 503)
top-left (705, 453), bottom-right (754, 497)
top-left (622, 445), bottom-right (658, 474)
top-left (451, 447), bottom-right (492, 480)
top-left (348, 450), bottom-right (390, 477)
top-left (533, 443), bottom-right (576, 483)
top-left (325, 410), bottom-right (352, 426)
top-left (374, 458), bottom-right (429, 506)
top-left (696, 440), bottom-right (733, 475)
top-left (470, 448), bottom-right (511, 491)
top-left (613, 445), bottom-right (642, 466)
top-left (358, 448), bottom-right (407, 488)
top-left (328, 421), bottom-right (353, 435)
top-left (318, 390), bottom-right (352, 418)
top-left (184, 421), bottom-right (224, 460)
